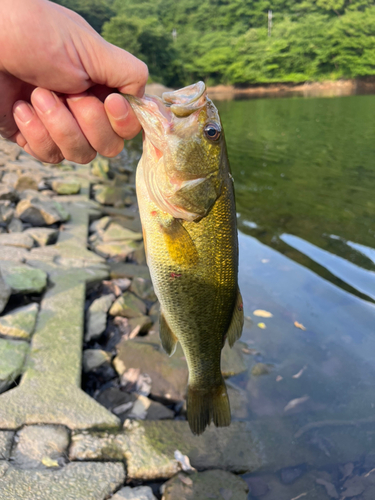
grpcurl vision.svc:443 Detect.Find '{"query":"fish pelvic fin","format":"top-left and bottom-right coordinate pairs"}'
top-left (226, 287), bottom-right (244, 348)
top-left (159, 311), bottom-right (178, 356)
top-left (187, 380), bottom-right (231, 435)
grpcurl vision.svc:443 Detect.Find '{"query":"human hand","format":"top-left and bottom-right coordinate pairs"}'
top-left (0, 0), bottom-right (148, 164)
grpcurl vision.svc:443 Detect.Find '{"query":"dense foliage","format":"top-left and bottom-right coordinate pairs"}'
top-left (53, 0), bottom-right (375, 86)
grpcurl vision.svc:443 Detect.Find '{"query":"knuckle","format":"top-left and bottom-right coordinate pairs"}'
top-left (99, 140), bottom-right (124, 158)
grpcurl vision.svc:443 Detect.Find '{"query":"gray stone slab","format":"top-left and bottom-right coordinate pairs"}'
top-left (0, 461), bottom-right (125, 500)
top-left (0, 303), bottom-right (38, 339)
top-left (70, 420), bottom-right (263, 480)
top-left (0, 176), bottom-right (118, 430)
top-left (11, 425), bottom-right (70, 469)
top-left (0, 431), bottom-right (14, 460)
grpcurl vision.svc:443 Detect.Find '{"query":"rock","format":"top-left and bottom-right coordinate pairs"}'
top-left (86, 293), bottom-right (115, 342)
top-left (102, 222), bottom-right (142, 242)
top-left (130, 277), bottom-right (157, 302)
top-left (110, 486), bottom-right (157, 500)
top-left (0, 272), bottom-right (11, 313)
top-left (148, 301), bottom-right (160, 322)
top-left (90, 216), bottom-right (111, 233)
top-left (16, 198), bottom-right (69, 225)
top-left (162, 470), bottom-right (249, 500)
top-left (0, 202), bottom-right (14, 224)
top-left (0, 338), bottom-right (28, 393)
top-left (126, 394), bottom-right (173, 421)
top-left (93, 185), bottom-right (132, 207)
top-left (7, 217), bottom-right (24, 233)
top-left (0, 138), bottom-right (21, 160)
top-left (251, 362), bottom-right (273, 376)
top-left (128, 314), bottom-right (153, 334)
top-left (113, 336), bottom-right (188, 402)
top-left (245, 472), bottom-right (331, 500)
top-left (0, 431), bottom-right (14, 460)
top-left (11, 425), bottom-right (70, 469)
top-left (1, 171), bottom-right (19, 186)
top-left (51, 178), bottom-right (81, 195)
top-left (96, 387), bottom-right (137, 418)
top-left (110, 262), bottom-right (151, 281)
top-left (131, 242), bottom-right (147, 265)
top-left (95, 241), bottom-right (140, 259)
top-left (145, 398), bottom-right (175, 420)
top-left (109, 292), bottom-right (146, 318)
top-left (91, 156), bottom-right (110, 180)
top-left (14, 174), bottom-right (39, 191)
top-left (227, 384), bottom-right (249, 420)
top-left (0, 461), bottom-right (125, 500)
top-left (0, 303), bottom-right (39, 339)
top-left (0, 245), bottom-right (28, 262)
top-left (83, 349), bottom-right (111, 372)
top-left (24, 227), bottom-right (59, 246)
top-left (0, 185), bottom-right (17, 201)
top-left (0, 262), bottom-right (48, 294)
top-left (0, 232), bottom-right (34, 249)
top-left (123, 420), bottom-right (262, 480)
top-left (221, 341), bottom-right (248, 377)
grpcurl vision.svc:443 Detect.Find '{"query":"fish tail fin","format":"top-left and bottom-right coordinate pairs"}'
top-left (187, 379), bottom-right (231, 435)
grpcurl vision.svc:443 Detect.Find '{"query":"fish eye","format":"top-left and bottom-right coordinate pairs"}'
top-left (204, 123), bottom-right (221, 141)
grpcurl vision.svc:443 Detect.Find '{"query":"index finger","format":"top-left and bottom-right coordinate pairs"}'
top-left (104, 93), bottom-right (142, 140)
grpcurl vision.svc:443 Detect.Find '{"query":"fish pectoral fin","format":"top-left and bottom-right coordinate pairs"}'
top-left (159, 312), bottom-right (178, 356)
top-left (226, 287), bottom-right (244, 348)
top-left (160, 217), bottom-right (199, 267)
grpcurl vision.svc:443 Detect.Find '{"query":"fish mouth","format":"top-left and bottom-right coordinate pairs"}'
top-left (124, 81), bottom-right (206, 127)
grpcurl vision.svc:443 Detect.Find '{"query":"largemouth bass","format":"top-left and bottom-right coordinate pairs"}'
top-left (126, 82), bottom-right (243, 435)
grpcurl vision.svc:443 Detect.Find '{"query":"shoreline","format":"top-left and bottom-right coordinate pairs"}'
top-left (146, 77), bottom-right (375, 100)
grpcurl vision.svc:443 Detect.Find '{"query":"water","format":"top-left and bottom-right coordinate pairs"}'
top-left (216, 95), bottom-right (375, 498)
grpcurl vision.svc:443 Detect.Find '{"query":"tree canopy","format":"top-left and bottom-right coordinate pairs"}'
top-left (53, 0), bottom-right (375, 86)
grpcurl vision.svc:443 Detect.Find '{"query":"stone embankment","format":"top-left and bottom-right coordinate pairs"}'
top-left (0, 137), bottom-right (261, 499)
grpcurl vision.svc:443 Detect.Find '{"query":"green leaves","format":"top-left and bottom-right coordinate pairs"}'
top-left (54, 0), bottom-right (375, 86)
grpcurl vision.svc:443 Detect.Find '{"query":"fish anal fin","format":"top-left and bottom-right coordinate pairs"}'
top-left (187, 380), bottom-right (231, 435)
top-left (160, 218), bottom-right (199, 267)
top-left (226, 287), bottom-right (244, 348)
top-left (159, 312), bottom-right (178, 356)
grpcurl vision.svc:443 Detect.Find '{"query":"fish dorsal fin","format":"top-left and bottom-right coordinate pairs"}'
top-left (160, 217), bottom-right (199, 267)
top-left (159, 311), bottom-right (178, 356)
top-left (226, 287), bottom-right (244, 348)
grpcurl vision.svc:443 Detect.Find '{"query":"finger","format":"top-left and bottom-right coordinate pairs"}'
top-left (13, 101), bottom-right (64, 164)
top-left (104, 93), bottom-right (142, 140)
top-left (31, 88), bottom-right (97, 164)
top-left (66, 93), bottom-right (124, 158)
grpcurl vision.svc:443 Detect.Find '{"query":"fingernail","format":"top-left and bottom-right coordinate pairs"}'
top-left (32, 88), bottom-right (58, 113)
top-left (67, 91), bottom-right (88, 102)
top-left (105, 94), bottom-right (129, 120)
top-left (14, 102), bottom-right (34, 123)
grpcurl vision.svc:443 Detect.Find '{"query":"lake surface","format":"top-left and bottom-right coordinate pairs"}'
top-left (215, 95), bottom-right (375, 499)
